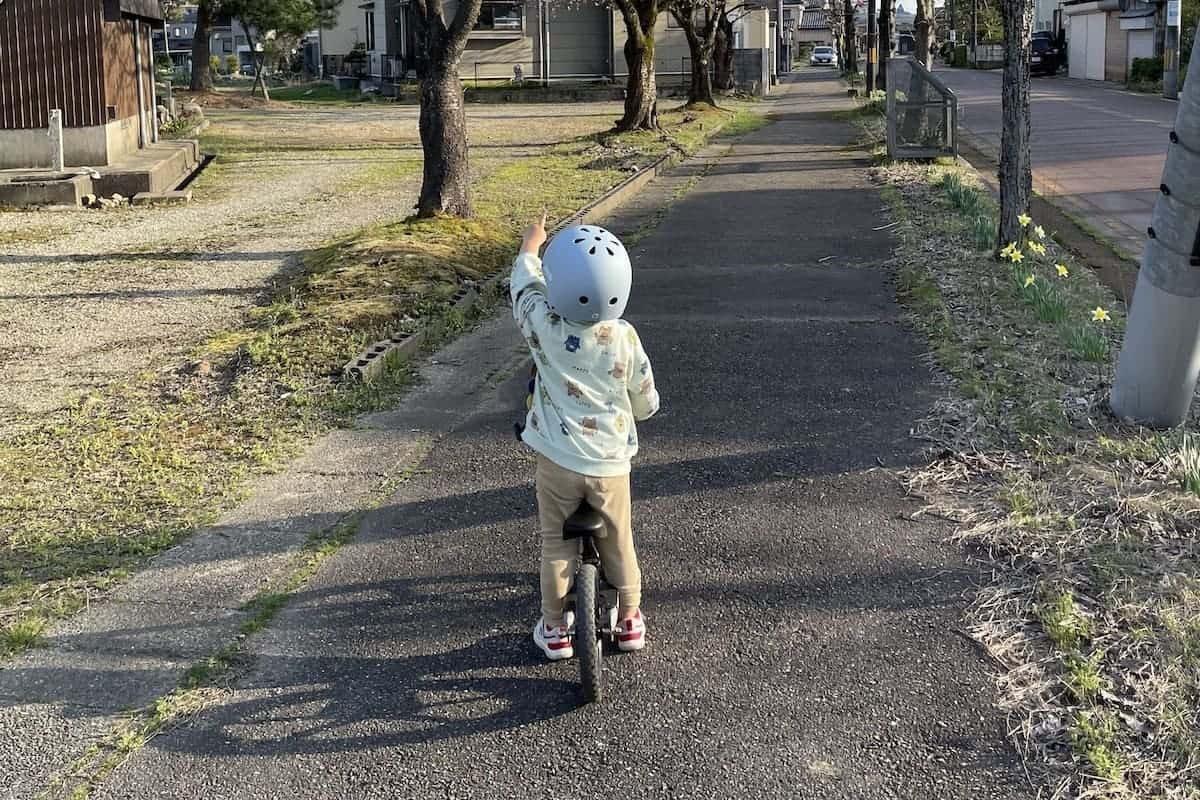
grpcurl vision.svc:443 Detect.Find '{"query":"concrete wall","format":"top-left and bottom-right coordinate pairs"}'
top-left (0, 116), bottom-right (139, 169)
top-left (611, 12), bottom-right (692, 83)
top-left (545, 4), bottom-right (611, 78)
top-left (322, 2), bottom-right (366, 57)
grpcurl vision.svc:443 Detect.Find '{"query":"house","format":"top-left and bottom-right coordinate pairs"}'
top-left (792, 3), bottom-right (835, 49)
top-left (1062, 0), bottom-right (1163, 82)
top-left (155, 5), bottom-right (199, 69)
top-left (319, 1), bottom-right (775, 94)
top-left (0, 0), bottom-right (164, 169)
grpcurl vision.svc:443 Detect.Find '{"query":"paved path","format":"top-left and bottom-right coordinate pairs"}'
top-left (8, 72), bottom-right (1030, 799)
top-left (936, 67), bottom-right (1177, 260)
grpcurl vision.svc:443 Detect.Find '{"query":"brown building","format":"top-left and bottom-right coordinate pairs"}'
top-left (0, 0), bottom-right (164, 169)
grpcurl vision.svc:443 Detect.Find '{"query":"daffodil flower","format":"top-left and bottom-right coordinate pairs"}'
top-left (1091, 307), bottom-right (1110, 323)
top-left (1023, 274), bottom-right (1036, 288)
top-left (1018, 213), bottom-right (1032, 227)
top-left (1034, 225), bottom-right (1046, 240)
top-left (1056, 264), bottom-right (1069, 278)
top-left (1029, 242), bottom-right (1047, 256)
top-left (1007, 248), bottom-right (1025, 263)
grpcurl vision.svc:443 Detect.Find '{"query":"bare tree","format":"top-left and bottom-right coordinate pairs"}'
top-left (670, 0), bottom-right (726, 106)
top-left (190, 0), bottom-right (217, 91)
top-left (614, 0), bottom-right (667, 130)
top-left (714, 2), bottom-right (756, 91)
top-left (224, 0), bottom-right (340, 101)
top-left (996, 0), bottom-right (1031, 248)
top-left (913, 0), bottom-right (935, 69)
top-left (412, 0), bottom-right (484, 217)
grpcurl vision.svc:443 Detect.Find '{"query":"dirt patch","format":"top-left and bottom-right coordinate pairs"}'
top-left (173, 89), bottom-right (299, 110)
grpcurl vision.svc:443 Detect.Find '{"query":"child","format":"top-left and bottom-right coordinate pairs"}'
top-left (511, 212), bottom-right (660, 661)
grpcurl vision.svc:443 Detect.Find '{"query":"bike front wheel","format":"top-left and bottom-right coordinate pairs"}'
top-left (574, 563), bottom-right (602, 703)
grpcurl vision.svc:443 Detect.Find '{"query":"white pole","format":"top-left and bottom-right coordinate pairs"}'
top-left (1110, 27), bottom-right (1200, 426)
top-left (48, 109), bottom-right (64, 171)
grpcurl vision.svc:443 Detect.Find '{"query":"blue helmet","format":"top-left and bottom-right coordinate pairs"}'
top-left (542, 224), bottom-right (632, 324)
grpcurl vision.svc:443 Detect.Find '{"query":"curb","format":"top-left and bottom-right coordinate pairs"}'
top-left (342, 151), bottom-right (676, 383)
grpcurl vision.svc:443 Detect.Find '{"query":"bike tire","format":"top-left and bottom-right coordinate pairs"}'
top-left (575, 563), bottom-right (603, 703)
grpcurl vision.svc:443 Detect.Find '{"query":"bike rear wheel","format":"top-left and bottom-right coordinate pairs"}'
top-left (575, 563), bottom-right (602, 703)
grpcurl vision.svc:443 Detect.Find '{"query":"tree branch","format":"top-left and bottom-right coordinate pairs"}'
top-left (447, 0), bottom-right (484, 54)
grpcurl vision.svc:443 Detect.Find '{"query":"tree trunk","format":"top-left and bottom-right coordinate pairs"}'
top-left (914, 0), bottom-right (935, 70)
top-left (1110, 31), bottom-right (1200, 426)
top-left (190, 0), bottom-right (215, 91)
top-left (675, 3), bottom-right (721, 107)
top-left (878, 0), bottom-right (893, 89)
top-left (688, 41), bottom-right (716, 105)
top-left (997, 0), bottom-right (1032, 249)
top-left (714, 17), bottom-right (735, 91)
top-left (843, 0), bottom-right (858, 74)
top-left (616, 0), bottom-right (661, 131)
top-left (417, 60), bottom-right (471, 217)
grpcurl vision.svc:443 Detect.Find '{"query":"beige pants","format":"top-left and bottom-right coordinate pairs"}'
top-left (536, 455), bottom-right (642, 625)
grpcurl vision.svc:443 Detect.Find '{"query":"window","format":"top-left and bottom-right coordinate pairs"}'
top-left (474, 2), bottom-right (523, 31)
top-left (235, 34), bottom-right (247, 46)
top-left (365, 11), bottom-right (376, 50)
top-left (223, 39), bottom-right (233, 53)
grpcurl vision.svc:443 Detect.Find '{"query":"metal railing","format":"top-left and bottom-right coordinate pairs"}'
top-left (886, 56), bottom-right (958, 160)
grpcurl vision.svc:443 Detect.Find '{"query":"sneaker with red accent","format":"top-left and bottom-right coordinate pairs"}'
top-left (615, 610), bottom-right (646, 652)
top-left (533, 615), bottom-right (574, 661)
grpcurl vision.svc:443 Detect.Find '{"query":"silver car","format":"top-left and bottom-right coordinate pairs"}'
top-left (810, 46), bottom-right (839, 67)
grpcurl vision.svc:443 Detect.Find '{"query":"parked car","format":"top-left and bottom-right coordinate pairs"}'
top-left (810, 45), bottom-right (838, 67)
top-left (1031, 32), bottom-right (1061, 75)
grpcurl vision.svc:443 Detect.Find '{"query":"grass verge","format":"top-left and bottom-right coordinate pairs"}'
top-left (0, 102), bottom-right (763, 664)
top-left (880, 160), bottom-right (1200, 799)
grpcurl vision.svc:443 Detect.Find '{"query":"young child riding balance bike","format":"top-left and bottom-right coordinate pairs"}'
top-left (510, 212), bottom-right (660, 661)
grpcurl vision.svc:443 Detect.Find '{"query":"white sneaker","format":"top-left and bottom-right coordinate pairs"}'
top-left (533, 614), bottom-right (574, 661)
top-left (615, 610), bottom-right (646, 652)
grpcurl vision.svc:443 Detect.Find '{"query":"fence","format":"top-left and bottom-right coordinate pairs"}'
top-left (886, 56), bottom-right (958, 160)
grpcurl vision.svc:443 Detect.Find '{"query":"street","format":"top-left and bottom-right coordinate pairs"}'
top-left (935, 67), bottom-right (1177, 260)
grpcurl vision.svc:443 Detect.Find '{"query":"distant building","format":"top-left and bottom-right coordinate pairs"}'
top-left (0, 0), bottom-right (165, 169)
top-left (1062, 0), bottom-right (1163, 82)
top-left (318, 1), bottom-right (776, 94)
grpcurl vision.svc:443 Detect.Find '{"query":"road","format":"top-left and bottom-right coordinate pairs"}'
top-left (4, 73), bottom-right (1030, 799)
top-left (936, 67), bottom-right (1177, 260)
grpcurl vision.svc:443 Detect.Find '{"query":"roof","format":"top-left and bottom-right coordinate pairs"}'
top-left (800, 8), bottom-right (827, 29)
top-left (1120, 2), bottom-right (1156, 17)
top-left (103, 0), bottom-right (165, 21)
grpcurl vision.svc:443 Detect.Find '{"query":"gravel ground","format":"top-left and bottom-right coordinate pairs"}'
top-left (0, 102), bottom-right (622, 423)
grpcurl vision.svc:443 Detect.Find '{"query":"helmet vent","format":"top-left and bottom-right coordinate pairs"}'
top-left (606, 247), bottom-right (614, 256)
top-left (574, 238), bottom-right (585, 244)
top-left (588, 246), bottom-right (597, 255)
top-left (580, 227), bottom-right (591, 233)
top-left (609, 297), bottom-right (618, 305)
top-left (579, 295), bottom-right (589, 304)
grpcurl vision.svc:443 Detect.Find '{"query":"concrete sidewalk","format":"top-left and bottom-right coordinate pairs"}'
top-left (6, 72), bottom-right (1030, 799)
top-left (937, 67), bottom-right (1176, 262)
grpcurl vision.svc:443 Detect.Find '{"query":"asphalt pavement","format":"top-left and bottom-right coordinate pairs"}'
top-left (936, 66), bottom-right (1177, 260)
top-left (86, 71), bottom-right (1032, 799)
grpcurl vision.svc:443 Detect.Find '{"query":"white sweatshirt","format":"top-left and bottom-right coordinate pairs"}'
top-left (510, 253), bottom-right (660, 477)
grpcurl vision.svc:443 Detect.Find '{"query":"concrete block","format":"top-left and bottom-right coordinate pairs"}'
top-left (132, 189), bottom-right (193, 205)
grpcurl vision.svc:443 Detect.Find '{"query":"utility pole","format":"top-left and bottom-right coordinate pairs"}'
top-left (1163, 0), bottom-right (1181, 99)
top-left (971, 0), bottom-right (978, 58)
top-left (1110, 33), bottom-right (1200, 427)
top-left (867, 0), bottom-right (877, 91)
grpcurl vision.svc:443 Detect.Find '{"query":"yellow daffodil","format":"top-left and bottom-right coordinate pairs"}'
top-left (1091, 307), bottom-right (1110, 323)
top-left (1034, 225), bottom-right (1046, 240)
top-left (1007, 248), bottom-right (1025, 263)
top-left (1018, 213), bottom-right (1032, 227)
top-left (1029, 242), bottom-right (1047, 256)
top-left (1056, 263), bottom-right (1069, 278)
top-left (1023, 275), bottom-right (1036, 288)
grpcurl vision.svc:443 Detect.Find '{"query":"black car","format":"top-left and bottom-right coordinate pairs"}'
top-left (1031, 33), bottom-right (1061, 75)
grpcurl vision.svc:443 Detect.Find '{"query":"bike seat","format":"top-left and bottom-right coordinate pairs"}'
top-left (562, 502), bottom-right (605, 540)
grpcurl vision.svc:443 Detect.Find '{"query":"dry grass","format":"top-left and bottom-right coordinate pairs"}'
top-left (880, 161), bottom-right (1200, 799)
